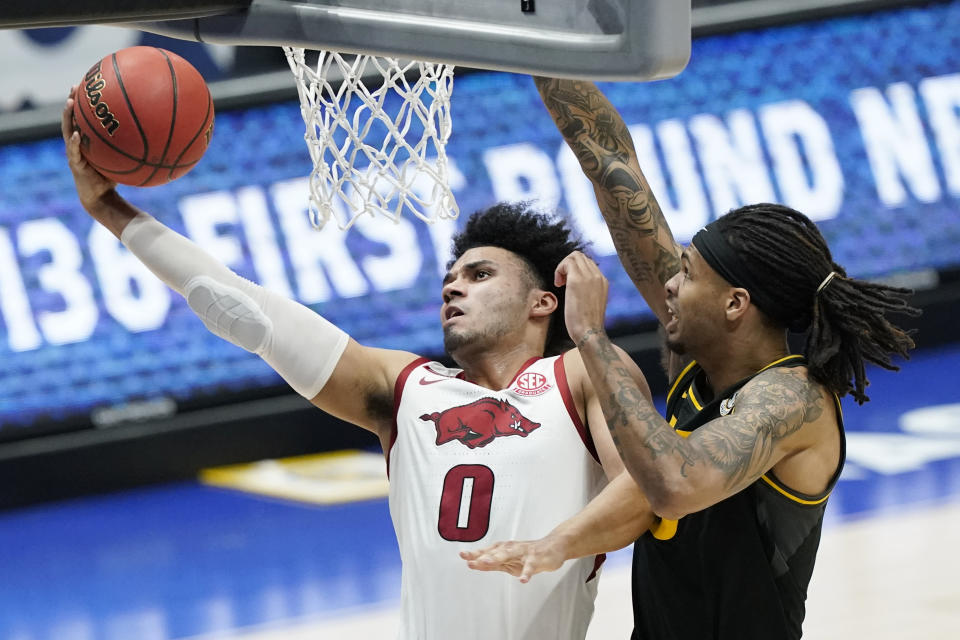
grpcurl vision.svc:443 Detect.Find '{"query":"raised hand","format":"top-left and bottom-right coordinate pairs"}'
top-left (554, 251), bottom-right (609, 347)
top-left (62, 86), bottom-right (142, 239)
top-left (62, 85), bottom-right (117, 211)
top-left (535, 77), bottom-right (681, 329)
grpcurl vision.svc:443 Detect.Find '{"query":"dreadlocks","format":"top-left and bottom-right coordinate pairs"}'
top-left (450, 202), bottom-right (587, 356)
top-left (713, 203), bottom-right (918, 404)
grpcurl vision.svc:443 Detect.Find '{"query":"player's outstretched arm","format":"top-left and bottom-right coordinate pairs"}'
top-left (558, 251), bottom-right (826, 520)
top-left (463, 316), bottom-right (656, 582)
top-left (534, 77), bottom-right (682, 327)
top-left (62, 90), bottom-right (416, 437)
top-left (461, 471), bottom-right (653, 582)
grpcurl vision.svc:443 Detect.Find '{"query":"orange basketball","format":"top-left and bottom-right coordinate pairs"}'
top-left (73, 46), bottom-right (215, 187)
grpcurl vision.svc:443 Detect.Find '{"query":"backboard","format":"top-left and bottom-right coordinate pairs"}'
top-left (133, 0), bottom-right (691, 81)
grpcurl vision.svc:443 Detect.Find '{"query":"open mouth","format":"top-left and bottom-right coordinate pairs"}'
top-left (665, 306), bottom-right (679, 330)
top-left (444, 306), bottom-right (464, 321)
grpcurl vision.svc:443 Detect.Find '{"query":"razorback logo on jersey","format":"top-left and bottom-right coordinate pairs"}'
top-left (420, 398), bottom-right (540, 449)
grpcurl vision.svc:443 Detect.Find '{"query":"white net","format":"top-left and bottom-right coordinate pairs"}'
top-left (284, 47), bottom-right (459, 230)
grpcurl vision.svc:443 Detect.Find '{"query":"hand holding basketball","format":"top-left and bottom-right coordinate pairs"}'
top-left (63, 88), bottom-right (116, 209)
top-left (71, 46), bottom-right (214, 187)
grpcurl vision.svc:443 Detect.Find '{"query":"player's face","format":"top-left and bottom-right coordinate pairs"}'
top-left (663, 246), bottom-right (728, 356)
top-left (440, 246), bottom-right (538, 358)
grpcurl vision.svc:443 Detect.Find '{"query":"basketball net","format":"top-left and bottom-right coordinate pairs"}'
top-left (284, 47), bottom-right (459, 230)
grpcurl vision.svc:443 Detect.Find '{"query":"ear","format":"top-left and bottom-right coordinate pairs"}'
top-left (530, 290), bottom-right (559, 318)
top-left (726, 287), bottom-right (751, 322)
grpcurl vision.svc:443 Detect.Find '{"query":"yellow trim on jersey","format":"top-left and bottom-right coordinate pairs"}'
top-left (760, 474), bottom-right (830, 505)
top-left (655, 357), bottom-right (813, 541)
top-left (649, 517), bottom-right (678, 540)
top-left (670, 355), bottom-right (802, 411)
top-left (758, 354), bottom-right (805, 373)
top-left (687, 385), bottom-right (703, 411)
top-left (666, 360), bottom-right (698, 404)
top-left (756, 361), bottom-right (838, 506)
top-left (647, 427), bottom-right (691, 540)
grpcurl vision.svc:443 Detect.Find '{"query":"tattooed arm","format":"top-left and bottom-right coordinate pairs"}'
top-left (557, 252), bottom-right (828, 519)
top-left (534, 77), bottom-right (682, 328)
top-left (590, 343), bottom-right (825, 518)
top-left (461, 471), bottom-right (653, 582)
top-left (461, 346), bottom-right (655, 582)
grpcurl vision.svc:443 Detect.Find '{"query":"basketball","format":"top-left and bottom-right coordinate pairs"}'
top-left (72, 46), bottom-right (215, 187)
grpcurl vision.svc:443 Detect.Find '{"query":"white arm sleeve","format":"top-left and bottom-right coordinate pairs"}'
top-left (120, 212), bottom-right (348, 399)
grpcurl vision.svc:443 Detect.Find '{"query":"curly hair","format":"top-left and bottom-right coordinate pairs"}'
top-left (714, 203), bottom-right (919, 403)
top-left (449, 202), bottom-right (587, 356)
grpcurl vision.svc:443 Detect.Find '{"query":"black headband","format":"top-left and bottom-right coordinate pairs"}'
top-left (690, 221), bottom-right (796, 329)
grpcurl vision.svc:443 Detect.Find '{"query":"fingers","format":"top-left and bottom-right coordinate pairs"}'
top-left (520, 557), bottom-right (538, 584)
top-left (62, 87), bottom-right (85, 170)
top-left (555, 251), bottom-right (601, 287)
top-left (554, 258), bottom-right (570, 287)
top-left (573, 251), bottom-right (602, 278)
top-left (559, 250), bottom-right (609, 343)
top-left (460, 540), bottom-right (558, 584)
top-left (61, 87), bottom-right (118, 204)
top-left (461, 542), bottom-right (528, 578)
top-left (555, 251), bottom-right (607, 289)
top-left (62, 85), bottom-right (77, 142)
top-left (461, 543), bottom-right (513, 569)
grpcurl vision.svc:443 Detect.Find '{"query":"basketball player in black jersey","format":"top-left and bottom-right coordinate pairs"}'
top-left (463, 79), bottom-right (917, 639)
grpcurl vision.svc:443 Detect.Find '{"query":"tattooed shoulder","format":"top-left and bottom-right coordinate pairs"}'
top-left (737, 367), bottom-right (826, 430)
top-left (693, 367), bottom-right (827, 489)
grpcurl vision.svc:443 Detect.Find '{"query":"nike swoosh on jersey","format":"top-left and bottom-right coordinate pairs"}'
top-left (419, 377), bottom-right (450, 385)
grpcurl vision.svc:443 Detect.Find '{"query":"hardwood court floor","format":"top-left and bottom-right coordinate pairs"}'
top-left (181, 500), bottom-right (960, 640)
top-left (804, 499), bottom-right (960, 639)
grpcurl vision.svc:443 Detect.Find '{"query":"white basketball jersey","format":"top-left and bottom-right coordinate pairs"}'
top-left (388, 355), bottom-right (608, 640)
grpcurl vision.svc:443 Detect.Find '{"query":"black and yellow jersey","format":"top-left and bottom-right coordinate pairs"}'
top-left (631, 355), bottom-right (845, 640)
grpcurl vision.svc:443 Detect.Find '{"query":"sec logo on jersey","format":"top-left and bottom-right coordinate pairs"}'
top-left (513, 371), bottom-right (552, 396)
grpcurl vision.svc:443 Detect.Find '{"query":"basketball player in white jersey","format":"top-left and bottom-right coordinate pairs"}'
top-left (61, 89), bottom-right (654, 640)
